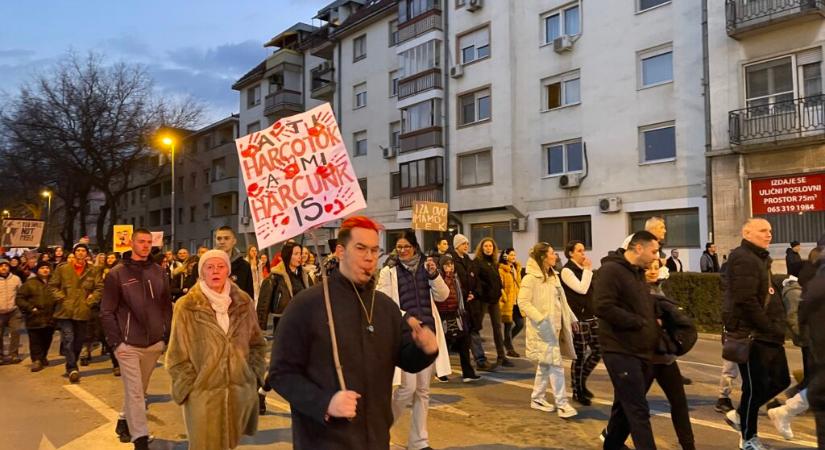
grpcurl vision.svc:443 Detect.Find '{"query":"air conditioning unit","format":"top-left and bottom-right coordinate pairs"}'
top-left (509, 217), bottom-right (527, 232)
top-left (553, 35), bottom-right (574, 53)
top-left (559, 173), bottom-right (581, 189)
top-left (467, 0), bottom-right (483, 11)
top-left (598, 197), bottom-right (623, 214)
top-left (241, 217), bottom-right (250, 225)
top-left (382, 145), bottom-right (397, 159)
top-left (449, 65), bottom-right (464, 78)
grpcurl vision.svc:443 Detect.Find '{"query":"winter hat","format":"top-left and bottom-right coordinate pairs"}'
top-left (790, 240), bottom-right (801, 247)
top-left (35, 261), bottom-right (51, 271)
top-left (0, 258), bottom-right (9, 267)
top-left (73, 243), bottom-right (89, 253)
top-left (453, 234), bottom-right (469, 249)
top-left (198, 249), bottom-right (231, 276)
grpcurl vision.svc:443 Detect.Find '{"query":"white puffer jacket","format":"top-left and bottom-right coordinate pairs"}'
top-left (0, 273), bottom-right (22, 313)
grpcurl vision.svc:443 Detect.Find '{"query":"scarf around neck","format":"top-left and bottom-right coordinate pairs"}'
top-left (198, 280), bottom-right (232, 334)
top-left (399, 252), bottom-right (421, 273)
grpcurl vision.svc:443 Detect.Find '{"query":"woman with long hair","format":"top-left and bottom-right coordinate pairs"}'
top-left (499, 248), bottom-right (523, 358)
top-left (518, 242), bottom-right (578, 418)
top-left (259, 254), bottom-right (270, 278)
top-left (246, 245), bottom-right (262, 304)
top-left (471, 237), bottom-right (511, 368)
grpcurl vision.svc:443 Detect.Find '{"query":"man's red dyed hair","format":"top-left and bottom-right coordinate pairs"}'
top-left (337, 216), bottom-right (383, 247)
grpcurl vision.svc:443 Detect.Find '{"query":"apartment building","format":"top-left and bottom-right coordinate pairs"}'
top-left (707, 0), bottom-right (825, 265)
top-left (119, 117), bottom-right (239, 253)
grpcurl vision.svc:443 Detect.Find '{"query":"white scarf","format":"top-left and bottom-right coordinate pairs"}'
top-left (198, 280), bottom-right (232, 334)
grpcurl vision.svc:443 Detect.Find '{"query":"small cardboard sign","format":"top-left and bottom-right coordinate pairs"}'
top-left (113, 225), bottom-right (133, 253)
top-left (151, 231), bottom-right (164, 248)
top-left (1, 219), bottom-right (44, 248)
top-left (412, 201), bottom-right (448, 232)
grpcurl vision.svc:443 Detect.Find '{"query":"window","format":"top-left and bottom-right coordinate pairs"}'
top-left (190, 173), bottom-right (197, 190)
top-left (458, 88), bottom-right (491, 126)
top-left (353, 82), bottom-right (367, 109)
top-left (389, 70), bottom-right (400, 97)
top-left (543, 71), bottom-right (581, 110)
top-left (802, 62), bottom-right (823, 97)
top-left (162, 179), bottom-right (172, 196)
top-left (204, 169), bottom-right (211, 185)
top-left (399, 157), bottom-right (443, 189)
top-left (630, 209), bottom-right (699, 248)
top-left (212, 157), bottom-right (227, 181)
top-left (203, 203), bottom-right (210, 221)
top-left (543, 3), bottom-right (581, 44)
top-left (458, 149), bottom-right (492, 188)
top-left (149, 210), bottom-right (161, 227)
top-left (639, 46), bottom-right (673, 88)
top-left (760, 211), bottom-right (825, 244)
top-left (389, 20), bottom-right (399, 46)
top-left (471, 222), bottom-right (513, 250)
top-left (402, 99), bottom-right (442, 132)
top-left (745, 57), bottom-right (793, 111)
top-left (246, 121), bottom-right (261, 135)
top-left (640, 122), bottom-right (676, 163)
top-left (190, 206), bottom-right (196, 223)
top-left (398, 0), bottom-right (439, 23)
top-left (398, 39), bottom-right (441, 78)
top-left (177, 176), bottom-right (184, 194)
top-left (544, 139), bottom-right (583, 176)
top-left (538, 216), bottom-right (592, 250)
top-left (353, 131), bottom-right (368, 157)
top-left (353, 34), bottom-right (367, 61)
top-left (178, 207), bottom-right (184, 225)
top-left (458, 27), bottom-right (490, 65)
top-left (389, 121), bottom-right (402, 150)
top-left (358, 178), bottom-right (368, 201)
top-left (638, 0), bottom-right (670, 12)
top-left (163, 207), bottom-right (172, 225)
top-left (212, 192), bottom-right (237, 216)
top-left (130, 190), bottom-right (135, 205)
top-left (139, 216), bottom-right (145, 227)
top-left (246, 85), bottom-right (261, 108)
top-left (390, 171), bottom-right (401, 198)
top-left (149, 183), bottom-right (161, 199)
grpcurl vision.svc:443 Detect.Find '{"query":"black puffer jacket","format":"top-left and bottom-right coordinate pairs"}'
top-left (653, 293), bottom-right (697, 359)
top-left (722, 239), bottom-right (786, 344)
top-left (473, 255), bottom-right (502, 305)
top-left (801, 263), bottom-right (825, 411)
top-left (593, 251), bottom-right (659, 360)
top-left (448, 250), bottom-right (476, 301)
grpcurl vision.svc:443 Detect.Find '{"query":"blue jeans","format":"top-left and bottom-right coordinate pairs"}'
top-left (57, 319), bottom-right (87, 372)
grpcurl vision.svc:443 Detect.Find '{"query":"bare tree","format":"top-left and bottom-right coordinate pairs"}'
top-left (0, 52), bottom-right (202, 249)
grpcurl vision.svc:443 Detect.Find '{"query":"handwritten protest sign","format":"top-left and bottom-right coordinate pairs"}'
top-left (113, 225), bottom-right (133, 253)
top-left (235, 103), bottom-right (366, 249)
top-left (412, 201), bottom-right (448, 232)
top-left (1, 219), bottom-right (44, 248)
top-left (151, 231), bottom-right (164, 248)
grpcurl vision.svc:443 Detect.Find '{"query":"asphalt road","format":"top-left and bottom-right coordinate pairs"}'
top-left (0, 322), bottom-right (819, 450)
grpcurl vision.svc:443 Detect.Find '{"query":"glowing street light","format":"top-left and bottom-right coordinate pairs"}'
top-left (41, 190), bottom-right (52, 220)
top-left (158, 134), bottom-right (177, 250)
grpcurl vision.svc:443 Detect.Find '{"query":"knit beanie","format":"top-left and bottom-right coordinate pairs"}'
top-left (198, 249), bottom-right (231, 276)
top-left (35, 261), bottom-right (51, 272)
top-left (453, 234), bottom-right (469, 249)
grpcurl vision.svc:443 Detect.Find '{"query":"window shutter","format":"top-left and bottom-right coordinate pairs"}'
top-left (797, 47), bottom-right (822, 65)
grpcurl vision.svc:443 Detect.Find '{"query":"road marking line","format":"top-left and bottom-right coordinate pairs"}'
top-left (430, 398), bottom-right (471, 417)
top-left (479, 373), bottom-right (819, 448)
top-left (265, 396), bottom-right (291, 412)
top-left (62, 384), bottom-right (120, 421)
top-left (38, 435), bottom-right (57, 450)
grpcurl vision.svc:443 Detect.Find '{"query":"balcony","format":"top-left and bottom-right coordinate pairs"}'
top-left (726, 0), bottom-right (825, 38)
top-left (264, 89), bottom-right (303, 118)
top-left (729, 94), bottom-right (825, 147)
top-left (397, 8), bottom-right (442, 44)
top-left (399, 126), bottom-right (443, 153)
top-left (398, 68), bottom-right (442, 100)
top-left (210, 177), bottom-right (239, 196)
top-left (399, 186), bottom-right (443, 209)
top-left (310, 62), bottom-right (335, 102)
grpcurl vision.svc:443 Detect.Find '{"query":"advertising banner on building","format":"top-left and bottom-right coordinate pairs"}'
top-left (1, 219), bottom-right (45, 248)
top-left (412, 201), bottom-right (449, 231)
top-left (235, 103), bottom-right (366, 249)
top-left (751, 173), bottom-right (824, 215)
top-left (113, 225), bottom-right (133, 253)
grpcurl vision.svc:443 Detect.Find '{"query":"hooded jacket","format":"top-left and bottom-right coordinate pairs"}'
top-left (101, 257), bottom-right (173, 349)
top-left (592, 251), bottom-right (659, 360)
top-left (49, 262), bottom-right (103, 321)
top-left (257, 261), bottom-right (312, 329)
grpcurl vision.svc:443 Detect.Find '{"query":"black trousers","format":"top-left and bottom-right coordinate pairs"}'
top-left (27, 327), bottom-right (54, 362)
top-left (503, 305), bottom-right (524, 352)
top-left (737, 341), bottom-right (790, 441)
top-left (468, 300), bottom-right (505, 362)
top-left (602, 352), bottom-right (656, 450)
top-left (442, 311), bottom-right (476, 378)
top-left (816, 410), bottom-right (825, 447)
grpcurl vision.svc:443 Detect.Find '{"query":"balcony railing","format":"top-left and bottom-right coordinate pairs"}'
top-left (729, 94), bottom-right (825, 145)
top-left (399, 186), bottom-right (443, 209)
top-left (397, 9), bottom-right (442, 44)
top-left (399, 126), bottom-right (443, 153)
top-left (264, 89), bottom-right (303, 117)
top-left (398, 68), bottom-right (442, 100)
top-left (726, 0), bottom-right (825, 37)
top-left (310, 63), bottom-right (335, 100)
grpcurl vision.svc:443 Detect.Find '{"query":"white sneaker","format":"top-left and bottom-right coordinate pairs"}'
top-left (725, 409), bottom-right (741, 431)
top-left (530, 398), bottom-right (555, 412)
top-left (767, 406), bottom-right (794, 440)
top-left (556, 403), bottom-right (578, 419)
top-left (740, 436), bottom-right (772, 450)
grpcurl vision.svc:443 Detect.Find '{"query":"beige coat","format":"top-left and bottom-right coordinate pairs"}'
top-left (517, 258), bottom-right (576, 366)
top-left (165, 282), bottom-right (267, 450)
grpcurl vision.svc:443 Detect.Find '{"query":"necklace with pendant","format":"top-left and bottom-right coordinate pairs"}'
top-left (350, 280), bottom-right (376, 333)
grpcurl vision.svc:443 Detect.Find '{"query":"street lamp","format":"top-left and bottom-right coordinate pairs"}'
top-left (159, 135), bottom-right (177, 250)
top-left (41, 190), bottom-right (52, 220)
top-left (1, 210), bottom-right (9, 218)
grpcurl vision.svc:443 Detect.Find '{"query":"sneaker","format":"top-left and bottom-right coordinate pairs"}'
top-left (68, 370), bottom-right (80, 383)
top-left (740, 436), bottom-right (772, 450)
top-left (767, 406), bottom-right (794, 440)
top-left (258, 393), bottom-right (267, 415)
top-left (506, 349), bottom-right (520, 358)
top-left (477, 360), bottom-right (497, 371)
top-left (557, 403), bottom-right (578, 419)
top-left (133, 435), bottom-right (149, 450)
top-left (115, 418), bottom-right (131, 443)
top-left (725, 409), bottom-right (741, 432)
top-left (462, 375), bottom-right (482, 383)
top-left (599, 428), bottom-right (631, 449)
top-left (572, 392), bottom-right (591, 406)
top-left (31, 360), bottom-right (43, 372)
top-left (498, 358), bottom-right (515, 368)
top-left (715, 397), bottom-right (734, 414)
top-left (530, 398), bottom-right (555, 412)
top-left (435, 375), bottom-right (449, 383)
top-left (765, 398), bottom-right (782, 412)
top-left (113, 367), bottom-right (121, 377)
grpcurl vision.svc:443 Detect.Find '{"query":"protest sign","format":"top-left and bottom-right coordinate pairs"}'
top-left (235, 102), bottom-right (366, 249)
top-left (1, 219), bottom-right (45, 248)
top-left (151, 231), bottom-right (164, 248)
top-left (412, 201), bottom-right (448, 232)
top-left (113, 225), bottom-right (133, 253)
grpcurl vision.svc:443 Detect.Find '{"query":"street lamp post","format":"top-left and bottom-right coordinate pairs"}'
top-left (162, 136), bottom-right (176, 251)
top-left (41, 190), bottom-right (51, 220)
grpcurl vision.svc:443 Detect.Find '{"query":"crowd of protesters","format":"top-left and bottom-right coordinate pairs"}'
top-left (0, 215), bottom-right (823, 450)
